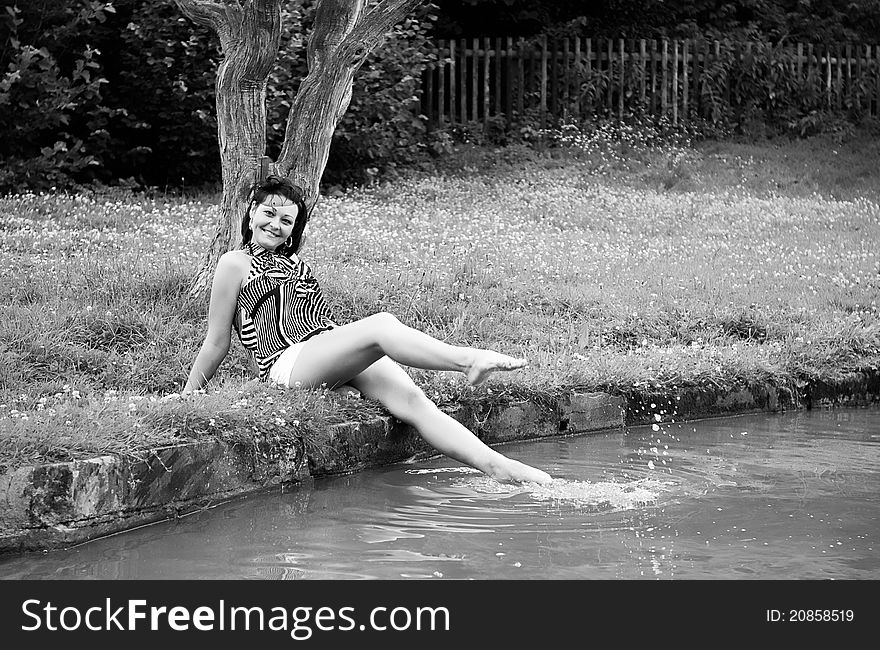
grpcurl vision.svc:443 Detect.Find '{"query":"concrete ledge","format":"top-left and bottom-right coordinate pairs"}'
top-left (308, 416), bottom-right (428, 476)
top-left (0, 437), bottom-right (309, 553)
top-left (805, 371), bottom-right (880, 408)
top-left (561, 392), bottom-right (626, 433)
top-left (2, 371), bottom-right (878, 554)
top-left (624, 381), bottom-right (789, 425)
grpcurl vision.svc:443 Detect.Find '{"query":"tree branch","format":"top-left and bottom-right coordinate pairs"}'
top-left (274, 0), bottom-right (423, 203)
top-left (173, 0), bottom-right (228, 30)
top-left (345, 0), bottom-right (423, 56)
top-left (308, 0), bottom-right (365, 70)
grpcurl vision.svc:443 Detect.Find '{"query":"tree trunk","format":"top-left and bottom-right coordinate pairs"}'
top-left (175, 0), bottom-right (421, 298)
top-left (276, 0), bottom-right (421, 201)
top-left (174, 0), bottom-right (283, 296)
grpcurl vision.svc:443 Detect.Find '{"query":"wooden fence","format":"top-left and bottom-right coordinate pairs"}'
top-left (421, 36), bottom-right (880, 127)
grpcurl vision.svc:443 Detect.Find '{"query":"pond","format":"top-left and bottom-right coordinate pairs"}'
top-left (0, 405), bottom-right (877, 580)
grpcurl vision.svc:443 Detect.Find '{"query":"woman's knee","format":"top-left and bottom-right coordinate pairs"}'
top-left (366, 311), bottom-right (401, 330)
top-left (389, 381), bottom-right (434, 420)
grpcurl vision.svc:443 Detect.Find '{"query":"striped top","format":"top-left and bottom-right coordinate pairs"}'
top-left (237, 242), bottom-right (335, 380)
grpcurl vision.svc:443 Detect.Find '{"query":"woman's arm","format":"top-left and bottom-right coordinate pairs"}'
top-left (182, 253), bottom-right (243, 393)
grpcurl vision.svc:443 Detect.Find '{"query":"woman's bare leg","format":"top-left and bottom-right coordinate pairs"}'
top-left (345, 357), bottom-right (552, 484)
top-left (288, 312), bottom-right (527, 390)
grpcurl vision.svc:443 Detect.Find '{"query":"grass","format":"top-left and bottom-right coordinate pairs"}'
top-left (1, 120), bottom-right (878, 470)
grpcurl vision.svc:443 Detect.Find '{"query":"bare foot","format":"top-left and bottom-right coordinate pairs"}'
top-left (466, 351), bottom-right (528, 385)
top-left (491, 458), bottom-right (553, 485)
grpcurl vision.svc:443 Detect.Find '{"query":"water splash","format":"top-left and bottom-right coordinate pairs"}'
top-left (448, 475), bottom-right (668, 510)
top-left (405, 467), bottom-right (482, 475)
top-left (527, 477), bottom-right (665, 509)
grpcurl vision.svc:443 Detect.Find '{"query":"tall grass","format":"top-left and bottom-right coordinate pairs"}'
top-left (1, 124), bottom-right (878, 469)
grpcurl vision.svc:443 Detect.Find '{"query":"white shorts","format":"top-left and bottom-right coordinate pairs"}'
top-left (268, 342), bottom-right (306, 387)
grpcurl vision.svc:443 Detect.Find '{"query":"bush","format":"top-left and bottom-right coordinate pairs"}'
top-left (268, 1), bottom-right (439, 186)
top-left (0, 4), bottom-right (108, 191)
top-left (1, 0), bottom-right (438, 192)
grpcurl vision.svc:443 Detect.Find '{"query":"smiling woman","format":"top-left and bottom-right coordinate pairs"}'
top-left (182, 175), bottom-right (552, 485)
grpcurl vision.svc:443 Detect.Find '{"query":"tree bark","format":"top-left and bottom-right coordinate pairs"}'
top-left (175, 0), bottom-right (283, 296)
top-left (276, 0), bottom-right (421, 202)
top-left (175, 0), bottom-right (422, 297)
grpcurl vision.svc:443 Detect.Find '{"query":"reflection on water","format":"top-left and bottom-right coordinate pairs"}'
top-left (1, 405), bottom-right (878, 580)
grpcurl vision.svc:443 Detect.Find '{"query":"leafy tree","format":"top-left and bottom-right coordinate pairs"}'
top-left (173, 0), bottom-right (425, 293)
top-left (0, 2), bottom-right (111, 190)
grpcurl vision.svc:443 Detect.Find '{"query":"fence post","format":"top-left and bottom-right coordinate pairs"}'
top-left (549, 37), bottom-right (557, 117)
top-left (573, 36), bottom-right (581, 119)
top-left (506, 36), bottom-right (513, 118)
top-left (541, 35), bottom-right (548, 127)
top-left (425, 57), bottom-right (434, 126)
top-left (563, 37), bottom-right (571, 121)
top-left (517, 37), bottom-right (525, 118)
top-left (806, 42), bottom-right (814, 99)
top-left (835, 42), bottom-right (843, 109)
top-left (825, 43), bottom-right (832, 109)
top-left (661, 39), bottom-right (668, 117)
top-left (437, 41), bottom-right (445, 125)
top-left (856, 43), bottom-right (863, 111)
top-left (459, 39), bottom-right (468, 123)
top-left (618, 38), bottom-right (625, 119)
top-left (469, 38), bottom-right (478, 122)
top-left (649, 39), bottom-right (657, 115)
top-left (639, 39), bottom-right (647, 108)
top-left (586, 38), bottom-right (592, 114)
top-left (605, 38), bottom-right (613, 114)
top-left (682, 39), bottom-right (689, 122)
top-left (714, 39), bottom-right (722, 115)
top-left (448, 40), bottom-right (456, 124)
top-left (692, 40), bottom-right (702, 118)
top-left (483, 36), bottom-right (491, 130)
top-left (672, 40), bottom-right (679, 124)
top-left (845, 42), bottom-right (852, 109)
top-left (495, 36), bottom-right (502, 118)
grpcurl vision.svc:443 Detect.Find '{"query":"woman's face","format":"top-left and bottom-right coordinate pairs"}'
top-left (248, 194), bottom-right (299, 251)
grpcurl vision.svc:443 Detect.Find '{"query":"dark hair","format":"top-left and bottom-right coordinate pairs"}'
top-left (240, 175), bottom-right (308, 256)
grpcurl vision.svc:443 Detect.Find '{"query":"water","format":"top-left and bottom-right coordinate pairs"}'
top-left (1, 406), bottom-right (878, 580)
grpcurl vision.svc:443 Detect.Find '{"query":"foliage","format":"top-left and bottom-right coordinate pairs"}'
top-left (0, 0), bottom-right (438, 192)
top-left (464, 26), bottom-right (875, 147)
top-left (0, 0), bottom-right (220, 191)
top-left (267, 1), bottom-right (440, 186)
top-left (435, 0), bottom-right (880, 42)
top-left (691, 38), bottom-right (873, 137)
top-left (0, 2), bottom-right (110, 191)
top-left (325, 10), bottom-right (439, 184)
top-left (101, 0), bottom-right (220, 188)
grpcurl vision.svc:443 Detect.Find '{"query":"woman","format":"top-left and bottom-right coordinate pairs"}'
top-left (184, 175), bottom-right (552, 485)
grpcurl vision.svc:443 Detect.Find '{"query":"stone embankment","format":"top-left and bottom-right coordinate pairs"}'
top-left (1, 371), bottom-right (877, 554)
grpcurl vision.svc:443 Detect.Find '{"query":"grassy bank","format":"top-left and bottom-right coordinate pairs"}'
top-left (1, 124), bottom-right (879, 470)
